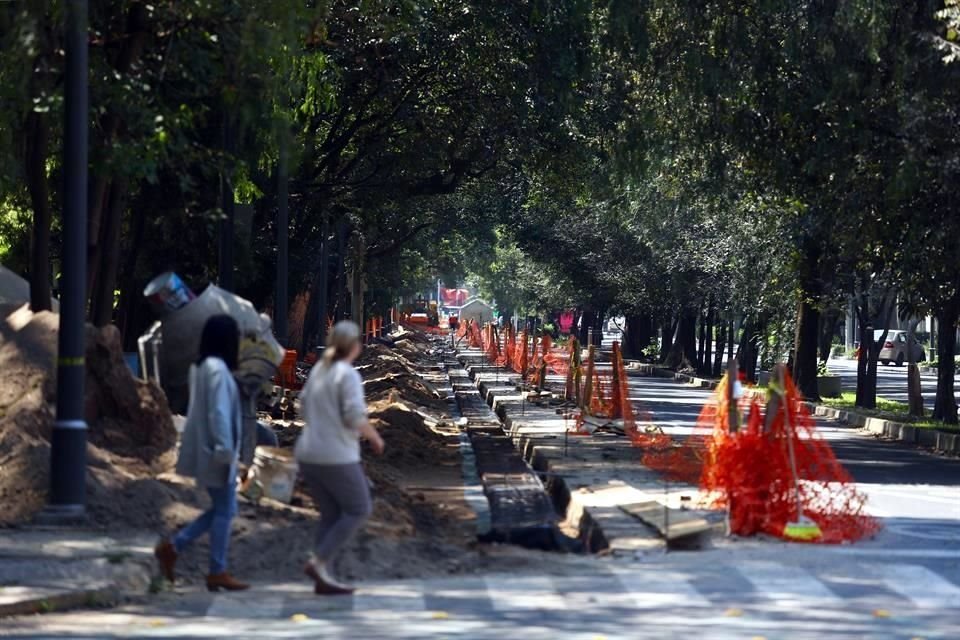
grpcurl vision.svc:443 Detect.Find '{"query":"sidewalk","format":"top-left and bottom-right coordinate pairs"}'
top-left (0, 528), bottom-right (155, 617)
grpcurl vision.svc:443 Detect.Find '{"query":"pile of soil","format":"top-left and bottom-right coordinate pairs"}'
top-left (0, 306), bottom-right (177, 526)
top-left (357, 343), bottom-right (447, 412)
top-left (3, 316), bottom-right (546, 582)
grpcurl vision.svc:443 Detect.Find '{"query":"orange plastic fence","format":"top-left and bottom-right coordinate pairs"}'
top-left (544, 341), bottom-right (570, 377)
top-left (515, 331), bottom-right (529, 377)
top-left (274, 349), bottom-right (300, 389)
top-left (468, 320), bottom-right (484, 348)
top-left (572, 341), bottom-right (636, 434)
top-left (636, 371), bottom-right (879, 544)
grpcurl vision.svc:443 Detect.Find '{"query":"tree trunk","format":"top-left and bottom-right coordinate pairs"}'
top-left (906, 319), bottom-right (924, 417)
top-left (578, 309), bottom-right (596, 346)
top-left (316, 216), bottom-right (331, 347)
top-left (25, 112), bottom-right (53, 312)
top-left (86, 3), bottom-right (149, 305)
top-left (702, 305), bottom-right (714, 376)
top-left (932, 304), bottom-right (958, 424)
top-left (818, 310), bottom-right (835, 363)
top-left (713, 318), bottom-right (727, 378)
top-left (727, 316), bottom-right (736, 370)
top-left (697, 309), bottom-right (707, 372)
top-left (593, 308), bottom-right (606, 346)
top-left (218, 114), bottom-right (237, 291)
top-left (665, 309), bottom-right (697, 369)
top-left (350, 235), bottom-right (366, 330)
top-left (623, 313), bottom-right (652, 360)
top-left (793, 298), bottom-right (822, 400)
top-left (660, 316), bottom-right (676, 363)
top-left (118, 195), bottom-right (148, 350)
top-left (91, 179), bottom-right (127, 327)
top-left (334, 217), bottom-right (348, 321)
top-left (737, 317), bottom-right (763, 383)
top-left (854, 306), bottom-right (883, 410)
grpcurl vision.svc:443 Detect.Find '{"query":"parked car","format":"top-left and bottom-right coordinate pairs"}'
top-left (875, 330), bottom-right (925, 366)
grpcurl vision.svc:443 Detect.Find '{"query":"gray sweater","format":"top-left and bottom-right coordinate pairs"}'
top-left (295, 361), bottom-right (368, 465)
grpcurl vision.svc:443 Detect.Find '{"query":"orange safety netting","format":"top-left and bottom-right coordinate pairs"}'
top-left (467, 320), bottom-right (484, 348)
top-left (573, 342), bottom-right (638, 434)
top-left (499, 325), bottom-right (516, 369)
top-left (635, 371), bottom-right (879, 544)
top-left (529, 335), bottom-right (550, 387)
top-left (484, 324), bottom-right (502, 364)
top-left (274, 349), bottom-right (301, 389)
top-left (456, 319), bottom-right (468, 339)
top-left (513, 331), bottom-right (529, 377)
top-left (543, 341), bottom-right (571, 377)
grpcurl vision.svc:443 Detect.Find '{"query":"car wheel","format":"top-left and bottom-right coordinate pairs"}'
top-left (896, 354), bottom-right (905, 367)
top-left (881, 360), bottom-right (890, 366)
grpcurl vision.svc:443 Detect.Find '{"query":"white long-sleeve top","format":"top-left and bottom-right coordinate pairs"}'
top-left (295, 361), bottom-right (368, 465)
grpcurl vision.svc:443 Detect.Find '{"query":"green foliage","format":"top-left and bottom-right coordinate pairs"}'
top-left (0, 194), bottom-right (30, 268)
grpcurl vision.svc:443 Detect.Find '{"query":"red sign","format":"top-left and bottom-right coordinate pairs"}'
top-left (440, 288), bottom-right (469, 306)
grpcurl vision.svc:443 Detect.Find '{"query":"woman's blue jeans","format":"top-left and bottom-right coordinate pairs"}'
top-left (172, 483), bottom-right (237, 575)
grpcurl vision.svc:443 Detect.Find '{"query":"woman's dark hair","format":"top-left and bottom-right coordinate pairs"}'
top-left (197, 314), bottom-right (239, 370)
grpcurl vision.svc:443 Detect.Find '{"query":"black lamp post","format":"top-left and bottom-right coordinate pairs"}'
top-left (42, 0), bottom-right (89, 522)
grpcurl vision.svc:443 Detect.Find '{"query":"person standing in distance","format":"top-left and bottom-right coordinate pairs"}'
top-left (296, 320), bottom-right (385, 595)
top-left (155, 314), bottom-right (249, 592)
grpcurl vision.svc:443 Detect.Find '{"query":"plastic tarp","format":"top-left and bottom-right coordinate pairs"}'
top-left (0, 265), bottom-right (59, 316)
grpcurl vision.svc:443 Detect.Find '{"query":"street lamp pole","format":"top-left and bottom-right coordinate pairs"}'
top-left (44, 0), bottom-right (89, 521)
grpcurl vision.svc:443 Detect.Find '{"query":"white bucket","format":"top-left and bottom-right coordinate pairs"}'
top-left (250, 446), bottom-right (298, 504)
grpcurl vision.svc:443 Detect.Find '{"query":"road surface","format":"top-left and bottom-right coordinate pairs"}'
top-left (826, 356), bottom-right (957, 408)
top-left (5, 547), bottom-right (959, 639)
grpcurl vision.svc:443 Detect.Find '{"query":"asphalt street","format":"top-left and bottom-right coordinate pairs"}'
top-left (826, 356), bottom-right (957, 407)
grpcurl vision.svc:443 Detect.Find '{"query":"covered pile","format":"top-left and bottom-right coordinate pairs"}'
top-left (0, 305), bottom-right (177, 526)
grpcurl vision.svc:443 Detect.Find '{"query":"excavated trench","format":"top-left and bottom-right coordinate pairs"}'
top-left (438, 346), bottom-right (581, 553)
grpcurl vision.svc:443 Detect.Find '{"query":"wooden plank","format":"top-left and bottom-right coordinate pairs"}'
top-left (620, 501), bottom-right (711, 541)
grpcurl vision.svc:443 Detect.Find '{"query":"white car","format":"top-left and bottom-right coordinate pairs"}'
top-left (876, 330), bottom-right (926, 366)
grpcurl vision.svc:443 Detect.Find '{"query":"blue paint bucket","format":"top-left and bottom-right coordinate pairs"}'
top-left (123, 352), bottom-right (141, 377)
top-left (143, 272), bottom-right (195, 314)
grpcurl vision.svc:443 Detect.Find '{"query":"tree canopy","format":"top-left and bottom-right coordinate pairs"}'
top-left (2, 0), bottom-right (960, 421)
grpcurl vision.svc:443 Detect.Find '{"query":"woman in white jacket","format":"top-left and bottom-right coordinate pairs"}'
top-left (296, 321), bottom-right (385, 595)
top-left (154, 315), bottom-right (249, 592)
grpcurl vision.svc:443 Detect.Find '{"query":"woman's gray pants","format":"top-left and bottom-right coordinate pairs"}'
top-left (299, 462), bottom-right (373, 563)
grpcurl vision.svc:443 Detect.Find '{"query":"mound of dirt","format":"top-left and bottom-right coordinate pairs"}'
top-left (3, 312), bottom-right (506, 582)
top-left (0, 306), bottom-right (176, 526)
top-left (368, 400), bottom-right (453, 471)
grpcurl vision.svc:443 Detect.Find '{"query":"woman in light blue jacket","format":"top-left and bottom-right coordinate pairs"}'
top-left (155, 315), bottom-right (249, 592)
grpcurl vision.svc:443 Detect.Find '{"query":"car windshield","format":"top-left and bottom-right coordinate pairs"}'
top-left (873, 330), bottom-right (898, 341)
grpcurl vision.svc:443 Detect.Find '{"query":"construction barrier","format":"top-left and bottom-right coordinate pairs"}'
top-left (274, 349), bottom-right (300, 390)
top-left (634, 368), bottom-right (879, 544)
top-left (571, 341), bottom-right (637, 435)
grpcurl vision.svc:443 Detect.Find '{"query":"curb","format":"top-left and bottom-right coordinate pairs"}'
top-left (0, 584), bottom-right (124, 618)
top-left (0, 534), bottom-right (155, 619)
top-left (808, 404), bottom-right (960, 455)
